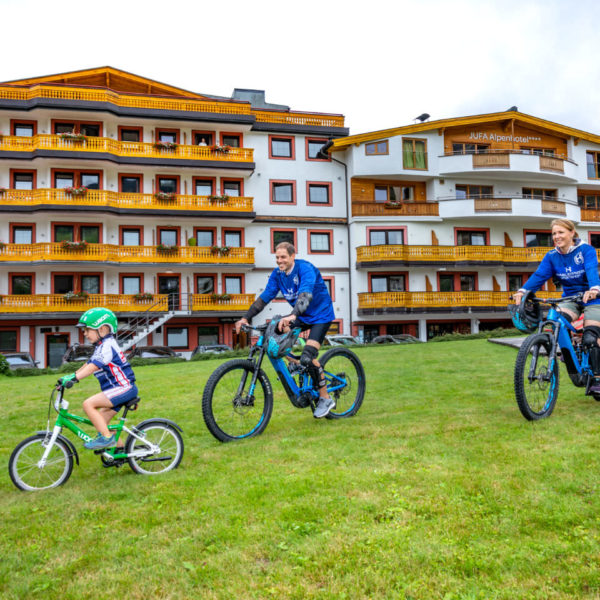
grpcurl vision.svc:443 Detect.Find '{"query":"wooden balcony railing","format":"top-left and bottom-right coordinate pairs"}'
top-left (351, 201), bottom-right (439, 217)
top-left (0, 243), bottom-right (255, 265)
top-left (358, 290), bottom-right (563, 310)
top-left (473, 153), bottom-right (510, 168)
top-left (0, 134), bottom-right (254, 162)
top-left (581, 208), bottom-right (600, 222)
top-left (0, 85), bottom-right (345, 128)
top-left (356, 244), bottom-right (551, 264)
top-left (0, 189), bottom-right (254, 213)
top-left (0, 293), bottom-right (254, 314)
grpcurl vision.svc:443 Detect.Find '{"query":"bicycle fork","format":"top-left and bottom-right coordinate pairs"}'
top-left (38, 425), bottom-right (63, 468)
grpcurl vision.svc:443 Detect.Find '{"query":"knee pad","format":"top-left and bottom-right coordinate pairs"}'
top-left (300, 344), bottom-right (319, 367)
top-left (300, 345), bottom-right (325, 387)
top-left (582, 326), bottom-right (600, 348)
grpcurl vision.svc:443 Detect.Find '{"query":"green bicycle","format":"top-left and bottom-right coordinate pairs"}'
top-left (8, 382), bottom-right (184, 492)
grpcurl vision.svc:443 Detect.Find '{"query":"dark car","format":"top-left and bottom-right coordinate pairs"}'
top-left (371, 334), bottom-right (422, 344)
top-left (126, 346), bottom-right (182, 360)
top-left (62, 344), bottom-right (95, 364)
top-left (2, 352), bottom-right (39, 370)
top-left (191, 344), bottom-right (232, 357)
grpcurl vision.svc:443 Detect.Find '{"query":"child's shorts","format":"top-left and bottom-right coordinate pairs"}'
top-left (105, 384), bottom-right (139, 412)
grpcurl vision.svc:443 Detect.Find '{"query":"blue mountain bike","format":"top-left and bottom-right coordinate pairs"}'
top-left (514, 292), bottom-right (600, 420)
top-left (202, 322), bottom-right (366, 442)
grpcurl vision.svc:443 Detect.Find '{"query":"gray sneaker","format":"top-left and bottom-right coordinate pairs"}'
top-left (313, 396), bottom-right (336, 418)
top-left (84, 433), bottom-right (116, 450)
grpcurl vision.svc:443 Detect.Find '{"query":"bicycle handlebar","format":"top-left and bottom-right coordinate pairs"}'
top-left (240, 323), bottom-right (268, 333)
top-left (536, 292), bottom-right (584, 305)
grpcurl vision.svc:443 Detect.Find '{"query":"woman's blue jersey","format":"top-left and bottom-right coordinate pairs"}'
top-left (260, 259), bottom-right (335, 324)
top-left (522, 240), bottom-right (600, 303)
top-left (87, 334), bottom-right (136, 392)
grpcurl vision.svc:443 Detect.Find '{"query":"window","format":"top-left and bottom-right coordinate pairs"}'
top-left (365, 140), bottom-right (389, 155)
top-left (196, 275), bottom-right (215, 294)
top-left (221, 133), bottom-right (241, 147)
top-left (322, 277), bottom-right (335, 301)
top-left (12, 123), bottom-right (35, 136)
top-left (439, 273), bottom-right (477, 292)
top-left (12, 226), bottom-right (33, 244)
top-left (53, 224), bottom-right (100, 243)
top-left (119, 127), bottom-right (141, 142)
top-left (590, 233), bottom-right (600, 249)
top-left (194, 229), bottom-right (215, 247)
top-left (80, 173), bottom-right (100, 190)
top-left (374, 185), bottom-right (415, 203)
top-left (167, 327), bottom-right (188, 348)
top-left (194, 179), bottom-right (214, 196)
top-left (371, 274), bottom-right (406, 292)
top-left (81, 226), bottom-right (100, 243)
top-left (120, 175), bottom-right (141, 194)
top-left (223, 229), bottom-right (242, 247)
top-left (579, 194), bottom-right (600, 209)
top-left (271, 229), bottom-right (297, 252)
top-left (271, 181), bottom-right (296, 204)
top-left (53, 170), bottom-right (102, 189)
top-left (12, 172), bottom-right (34, 190)
top-left (269, 135), bottom-right (295, 159)
top-left (522, 188), bottom-right (557, 200)
top-left (0, 330), bottom-right (18, 352)
top-left (121, 228), bottom-right (141, 246)
top-left (80, 124), bottom-right (100, 137)
top-left (306, 138), bottom-right (329, 161)
top-left (455, 184), bottom-right (493, 199)
top-left (55, 172), bottom-right (74, 188)
top-left (157, 177), bottom-right (178, 194)
top-left (525, 231), bottom-right (552, 247)
top-left (403, 138), bottom-right (427, 169)
top-left (369, 229), bottom-right (404, 245)
top-left (224, 276), bottom-right (242, 294)
top-left (159, 228), bottom-right (179, 246)
top-left (451, 143), bottom-right (490, 155)
top-left (521, 147), bottom-right (555, 156)
top-left (587, 152), bottom-right (600, 179)
top-left (10, 274), bottom-right (33, 294)
top-left (53, 120), bottom-right (102, 136)
top-left (456, 229), bottom-right (488, 246)
top-left (81, 275), bottom-right (100, 294)
top-left (308, 230), bottom-right (332, 254)
top-left (122, 276), bottom-right (141, 294)
top-left (508, 273), bottom-right (529, 292)
top-left (222, 180), bottom-right (242, 197)
top-left (193, 132), bottom-right (214, 146)
top-left (53, 273), bottom-right (102, 294)
top-left (307, 182), bottom-right (332, 206)
top-left (157, 130), bottom-right (178, 143)
top-left (198, 326), bottom-right (219, 345)
top-left (55, 122), bottom-right (75, 134)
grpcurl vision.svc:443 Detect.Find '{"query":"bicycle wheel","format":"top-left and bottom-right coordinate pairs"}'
top-left (514, 333), bottom-right (559, 420)
top-left (126, 422), bottom-right (184, 475)
top-left (202, 359), bottom-right (273, 442)
top-left (319, 347), bottom-right (366, 419)
top-left (9, 433), bottom-right (73, 491)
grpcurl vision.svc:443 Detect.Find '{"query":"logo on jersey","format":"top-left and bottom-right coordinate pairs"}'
top-left (293, 275), bottom-right (299, 285)
top-left (574, 252), bottom-right (584, 265)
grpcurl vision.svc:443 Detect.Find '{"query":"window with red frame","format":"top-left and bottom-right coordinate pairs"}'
top-left (156, 130), bottom-right (179, 143)
top-left (222, 180), bottom-right (242, 196)
top-left (272, 229), bottom-right (297, 252)
top-left (120, 175), bottom-right (142, 193)
top-left (371, 274), bottom-right (406, 292)
top-left (456, 229), bottom-right (488, 246)
top-left (157, 176), bottom-right (179, 194)
top-left (0, 329), bottom-right (18, 351)
top-left (439, 273), bottom-right (477, 292)
top-left (196, 275), bottom-right (216, 294)
top-left (12, 121), bottom-right (36, 136)
top-left (11, 225), bottom-right (34, 244)
top-left (223, 229), bottom-right (242, 247)
top-left (53, 121), bottom-right (101, 136)
top-left (270, 136), bottom-right (295, 159)
top-left (53, 273), bottom-right (102, 294)
top-left (306, 138), bottom-right (329, 160)
top-left (11, 171), bottom-right (35, 190)
top-left (221, 133), bottom-right (241, 148)
top-left (53, 223), bottom-right (100, 243)
top-left (10, 274), bottom-right (34, 294)
top-left (53, 170), bottom-right (101, 190)
top-left (119, 127), bottom-right (142, 142)
top-left (121, 275), bottom-right (141, 294)
top-left (309, 231), bottom-right (332, 253)
top-left (224, 276), bottom-right (242, 294)
top-left (307, 183), bottom-right (331, 205)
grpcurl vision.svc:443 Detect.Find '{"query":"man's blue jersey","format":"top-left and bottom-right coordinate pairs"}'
top-left (260, 259), bottom-right (335, 324)
top-left (87, 334), bottom-right (136, 392)
top-left (522, 240), bottom-right (600, 303)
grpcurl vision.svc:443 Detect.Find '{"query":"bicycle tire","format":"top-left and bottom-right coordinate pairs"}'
top-left (126, 422), bottom-right (184, 475)
top-left (319, 347), bottom-right (366, 419)
top-left (202, 359), bottom-right (273, 442)
top-left (514, 333), bottom-right (559, 420)
top-left (9, 433), bottom-right (74, 491)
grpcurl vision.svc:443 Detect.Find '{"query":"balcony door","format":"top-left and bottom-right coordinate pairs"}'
top-left (47, 333), bottom-right (69, 369)
top-left (158, 275), bottom-right (180, 310)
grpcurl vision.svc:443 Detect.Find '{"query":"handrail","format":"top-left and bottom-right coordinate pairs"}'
top-left (440, 149), bottom-right (576, 164)
top-left (436, 194), bottom-right (573, 202)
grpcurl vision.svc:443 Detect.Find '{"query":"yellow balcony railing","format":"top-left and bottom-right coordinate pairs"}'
top-left (0, 134), bottom-right (254, 162)
top-left (0, 243), bottom-right (255, 265)
top-left (358, 290), bottom-right (563, 310)
top-left (0, 189), bottom-right (254, 213)
top-left (356, 245), bottom-right (553, 264)
top-left (0, 293), bottom-right (255, 314)
top-left (0, 85), bottom-right (345, 128)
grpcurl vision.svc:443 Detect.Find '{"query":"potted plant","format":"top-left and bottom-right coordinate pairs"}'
top-left (154, 140), bottom-right (178, 150)
top-left (210, 293), bottom-right (232, 302)
top-left (154, 191), bottom-right (176, 201)
top-left (58, 131), bottom-right (87, 142)
top-left (0, 187), bottom-right (6, 195)
top-left (188, 237), bottom-right (197, 246)
top-left (208, 194), bottom-right (230, 203)
top-left (60, 240), bottom-right (89, 251)
top-left (64, 186), bottom-right (88, 196)
top-left (209, 144), bottom-right (231, 155)
top-left (157, 243), bottom-right (179, 253)
top-left (133, 292), bottom-right (154, 302)
top-left (0, 241), bottom-right (5, 251)
top-left (210, 245), bottom-right (231, 256)
top-left (63, 291), bottom-right (90, 302)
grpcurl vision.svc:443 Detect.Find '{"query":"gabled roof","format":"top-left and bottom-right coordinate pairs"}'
top-left (330, 110), bottom-right (600, 151)
top-left (1, 66), bottom-right (206, 98)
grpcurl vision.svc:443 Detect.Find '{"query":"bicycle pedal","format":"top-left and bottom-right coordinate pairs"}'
top-left (102, 458), bottom-right (126, 468)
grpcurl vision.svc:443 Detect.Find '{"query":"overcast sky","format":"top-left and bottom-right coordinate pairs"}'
top-left (1, 0), bottom-right (599, 136)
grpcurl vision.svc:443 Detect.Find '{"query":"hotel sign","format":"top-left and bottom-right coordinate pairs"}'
top-left (468, 131), bottom-right (541, 143)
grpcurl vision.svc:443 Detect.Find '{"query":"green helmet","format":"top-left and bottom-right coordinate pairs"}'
top-left (77, 307), bottom-right (118, 334)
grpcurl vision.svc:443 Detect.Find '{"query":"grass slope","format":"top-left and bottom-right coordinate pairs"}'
top-left (1, 340), bottom-right (600, 599)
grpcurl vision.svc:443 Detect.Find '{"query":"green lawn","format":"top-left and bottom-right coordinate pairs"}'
top-left (2, 340), bottom-right (600, 599)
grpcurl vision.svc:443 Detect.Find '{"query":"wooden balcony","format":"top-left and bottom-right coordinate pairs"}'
top-left (358, 290), bottom-right (563, 313)
top-left (351, 201), bottom-right (439, 217)
top-left (581, 208), bottom-right (600, 222)
top-left (0, 243), bottom-right (255, 265)
top-left (0, 293), bottom-right (254, 314)
top-left (0, 85), bottom-right (345, 128)
top-left (0, 134), bottom-right (254, 163)
top-left (0, 188), bottom-right (254, 214)
top-left (472, 153), bottom-right (510, 168)
top-left (356, 244), bottom-right (551, 267)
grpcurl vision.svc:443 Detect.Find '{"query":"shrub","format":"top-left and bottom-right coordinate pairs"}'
top-left (0, 354), bottom-right (11, 376)
top-left (428, 327), bottom-right (522, 343)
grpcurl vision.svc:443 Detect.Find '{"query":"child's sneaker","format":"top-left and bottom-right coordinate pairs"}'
top-left (84, 433), bottom-right (116, 450)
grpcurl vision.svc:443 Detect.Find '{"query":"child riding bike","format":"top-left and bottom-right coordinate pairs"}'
top-left (57, 307), bottom-right (138, 450)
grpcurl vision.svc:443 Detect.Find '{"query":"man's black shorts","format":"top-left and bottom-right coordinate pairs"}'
top-left (295, 319), bottom-right (332, 345)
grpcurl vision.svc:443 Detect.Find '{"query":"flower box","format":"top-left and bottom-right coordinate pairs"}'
top-left (63, 291), bottom-right (89, 302)
top-left (154, 141), bottom-right (178, 151)
top-left (210, 293), bottom-right (231, 303)
top-left (60, 240), bottom-right (89, 251)
top-left (157, 244), bottom-right (179, 253)
top-left (210, 245), bottom-right (231, 256)
top-left (133, 292), bottom-right (154, 302)
top-left (209, 145), bottom-right (231, 155)
top-left (208, 194), bottom-right (230, 203)
top-left (154, 191), bottom-right (176, 201)
top-left (58, 132), bottom-right (87, 142)
top-left (384, 201), bottom-right (402, 209)
top-left (64, 186), bottom-right (88, 197)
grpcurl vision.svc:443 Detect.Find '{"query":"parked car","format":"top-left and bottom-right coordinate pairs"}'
top-left (1, 352), bottom-right (39, 370)
top-left (371, 334), bottom-right (422, 344)
top-left (126, 346), bottom-right (182, 360)
top-left (324, 335), bottom-right (361, 347)
top-left (62, 344), bottom-right (95, 364)
top-left (191, 344), bottom-right (232, 357)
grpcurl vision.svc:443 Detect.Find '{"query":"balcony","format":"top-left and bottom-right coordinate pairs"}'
top-left (0, 293), bottom-right (254, 314)
top-left (0, 134), bottom-right (254, 168)
top-left (357, 290), bottom-right (562, 314)
top-left (351, 201), bottom-right (439, 217)
top-left (439, 150), bottom-right (578, 182)
top-left (356, 244), bottom-right (552, 267)
top-left (0, 243), bottom-right (255, 266)
top-left (0, 188), bottom-right (254, 216)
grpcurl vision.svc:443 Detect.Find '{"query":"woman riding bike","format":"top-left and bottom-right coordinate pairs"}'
top-left (512, 218), bottom-right (600, 392)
